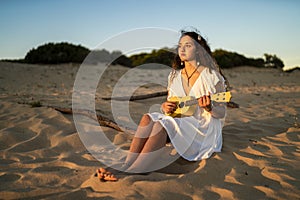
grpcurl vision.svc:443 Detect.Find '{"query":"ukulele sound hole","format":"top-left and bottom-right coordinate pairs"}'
top-left (179, 102), bottom-right (185, 108)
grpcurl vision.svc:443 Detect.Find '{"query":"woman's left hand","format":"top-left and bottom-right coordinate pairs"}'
top-left (198, 95), bottom-right (212, 112)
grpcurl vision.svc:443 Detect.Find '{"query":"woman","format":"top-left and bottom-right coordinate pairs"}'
top-left (97, 29), bottom-right (227, 181)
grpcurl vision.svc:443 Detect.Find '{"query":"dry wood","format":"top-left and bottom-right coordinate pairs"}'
top-left (49, 106), bottom-right (134, 134)
top-left (101, 91), bottom-right (168, 101)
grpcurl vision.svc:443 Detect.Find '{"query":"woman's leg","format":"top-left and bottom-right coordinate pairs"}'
top-left (125, 121), bottom-right (167, 173)
top-left (123, 114), bottom-right (155, 166)
top-left (98, 115), bottom-right (167, 179)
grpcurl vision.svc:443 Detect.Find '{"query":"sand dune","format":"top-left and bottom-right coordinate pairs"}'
top-left (0, 61), bottom-right (299, 199)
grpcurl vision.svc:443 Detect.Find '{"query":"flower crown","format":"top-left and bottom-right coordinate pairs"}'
top-left (198, 35), bottom-right (202, 42)
top-left (180, 27), bottom-right (202, 42)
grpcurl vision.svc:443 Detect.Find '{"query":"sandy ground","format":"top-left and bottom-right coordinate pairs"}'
top-left (0, 61), bottom-right (299, 199)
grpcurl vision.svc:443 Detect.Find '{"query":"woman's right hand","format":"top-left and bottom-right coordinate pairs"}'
top-left (161, 101), bottom-right (177, 114)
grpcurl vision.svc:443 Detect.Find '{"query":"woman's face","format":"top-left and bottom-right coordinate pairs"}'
top-left (178, 35), bottom-right (197, 62)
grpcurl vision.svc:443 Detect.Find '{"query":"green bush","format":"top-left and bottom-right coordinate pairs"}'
top-left (264, 54), bottom-right (284, 68)
top-left (213, 49), bottom-right (280, 69)
top-left (24, 42), bottom-right (90, 64)
top-left (23, 43), bottom-right (132, 66)
top-left (129, 48), bottom-right (175, 67)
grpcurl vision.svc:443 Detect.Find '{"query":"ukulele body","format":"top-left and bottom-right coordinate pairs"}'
top-left (167, 96), bottom-right (198, 118)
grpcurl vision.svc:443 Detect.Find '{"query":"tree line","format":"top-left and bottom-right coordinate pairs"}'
top-left (9, 42), bottom-right (285, 69)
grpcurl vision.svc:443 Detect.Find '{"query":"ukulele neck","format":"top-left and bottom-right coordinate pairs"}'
top-left (184, 98), bottom-right (200, 106)
top-left (184, 92), bottom-right (231, 106)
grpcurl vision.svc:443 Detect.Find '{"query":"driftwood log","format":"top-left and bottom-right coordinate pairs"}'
top-left (49, 106), bottom-right (135, 133)
top-left (101, 91), bottom-right (168, 101)
top-left (227, 101), bottom-right (239, 108)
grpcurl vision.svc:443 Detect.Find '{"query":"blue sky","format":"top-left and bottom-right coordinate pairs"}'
top-left (1, 0), bottom-right (299, 68)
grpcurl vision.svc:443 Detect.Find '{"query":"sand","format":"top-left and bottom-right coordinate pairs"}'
top-left (0, 61), bottom-right (299, 199)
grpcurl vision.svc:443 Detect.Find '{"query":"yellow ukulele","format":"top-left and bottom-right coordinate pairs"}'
top-left (166, 92), bottom-right (232, 117)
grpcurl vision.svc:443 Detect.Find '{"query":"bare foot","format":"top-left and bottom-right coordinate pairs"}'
top-left (96, 168), bottom-right (118, 182)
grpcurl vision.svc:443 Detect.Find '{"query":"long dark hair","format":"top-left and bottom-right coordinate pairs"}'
top-left (170, 29), bottom-right (229, 89)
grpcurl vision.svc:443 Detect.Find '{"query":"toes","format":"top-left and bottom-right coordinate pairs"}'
top-left (104, 174), bottom-right (118, 181)
top-left (96, 168), bottom-right (111, 176)
top-left (96, 168), bottom-right (118, 181)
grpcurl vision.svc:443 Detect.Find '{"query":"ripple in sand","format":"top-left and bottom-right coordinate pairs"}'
top-left (0, 173), bottom-right (21, 183)
top-left (0, 127), bottom-right (36, 151)
top-left (32, 166), bottom-right (73, 173)
top-left (0, 158), bottom-right (17, 165)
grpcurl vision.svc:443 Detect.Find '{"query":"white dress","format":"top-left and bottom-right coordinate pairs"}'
top-left (147, 67), bottom-right (226, 161)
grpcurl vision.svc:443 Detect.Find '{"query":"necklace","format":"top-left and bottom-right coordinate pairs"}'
top-left (184, 65), bottom-right (199, 86)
